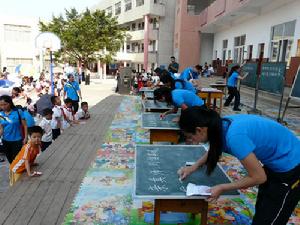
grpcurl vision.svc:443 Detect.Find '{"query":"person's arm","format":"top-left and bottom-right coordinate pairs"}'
top-left (0, 124), bottom-right (3, 136)
top-left (22, 119), bottom-right (28, 144)
top-left (24, 159), bottom-right (32, 176)
top-left (160, 107), bottom-right (178, 119)
top-left (208, 153), bottom-right (267, 201)
top-left (177, 151), bottom-right (208, 179)
top-left (78, 90), bottom-right (82, 100)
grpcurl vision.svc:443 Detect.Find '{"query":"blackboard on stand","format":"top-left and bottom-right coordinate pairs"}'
top-left (134, 145), bottom-right (239, 199)
top-left (281, 66), bottom-right (300, 122)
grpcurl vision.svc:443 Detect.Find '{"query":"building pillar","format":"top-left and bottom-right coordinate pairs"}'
top-left (97, 60), bottom-right (102, 79)
top-left (143, 14), bottom-right (150, 72)
top-left (103, 63), bottom-right (107, 79)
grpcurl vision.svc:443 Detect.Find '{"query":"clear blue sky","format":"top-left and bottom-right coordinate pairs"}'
top-left (0, 0), bottom-right (102, 21)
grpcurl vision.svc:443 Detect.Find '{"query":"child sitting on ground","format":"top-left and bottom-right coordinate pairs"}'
top-left (75, 102), bottom-right (90, 120)
top-left (39, 108), bottom-right (53, 151)
top-left (9, 126), bottom-right (43, 186)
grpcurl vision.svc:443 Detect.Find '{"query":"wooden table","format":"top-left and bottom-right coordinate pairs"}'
top-left (142, 113), bottom-right (180, 144)
top-left (209, 83), bottom-right (227, 93)
top-left (198, 88), bottom-right (223, 114)
top-left (154, 199), bottom-right (208, 225)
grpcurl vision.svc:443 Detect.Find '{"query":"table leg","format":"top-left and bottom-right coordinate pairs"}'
top-left (200, 202), bottom-right (208, 225)
top-left (154, 200), bottom-right (160, 225)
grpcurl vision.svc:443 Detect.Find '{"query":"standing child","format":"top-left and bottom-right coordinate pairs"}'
top-left (39, 108), bottom-right (53, 151)
top-left (75, 102), bottom-right (90, 120)
top-left (51, 96), bottom-right (63, 140)
top-left (62, 98), bottom-right (75, 129)
top-left (9, 126), bottom-right (43, 186)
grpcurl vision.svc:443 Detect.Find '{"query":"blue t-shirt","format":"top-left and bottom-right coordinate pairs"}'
top-left (171, 89), bottom-right (204, 108)
top-left (179, 67), bottom-right (199, 81)
top-left (64, 81), bottom-right (80, 101)
top-left (0, 109), bottom-right (25, 141)
top-left (23, 110), bottom-right (35, 128)
top-left (222, 114), bottom-right (300, 172)
top-left (227, 72), bottom-right (239, 87)
top-left (174, 80), bottom-right (196, 93)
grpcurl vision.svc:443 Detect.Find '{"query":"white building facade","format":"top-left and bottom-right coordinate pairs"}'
top-left (93, 0), bottom-right (176, 72)
top-left (197, 0), bottom-right (300, 66)
top-left (0, 16), bottom-right (40, 74)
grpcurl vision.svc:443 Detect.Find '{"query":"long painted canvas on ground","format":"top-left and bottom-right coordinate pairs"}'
top-left (64, 96), bottom-right (300, 225)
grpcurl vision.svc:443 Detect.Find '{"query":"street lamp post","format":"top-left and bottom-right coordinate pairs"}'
top-left (35, 32), bottom-right (61, 95)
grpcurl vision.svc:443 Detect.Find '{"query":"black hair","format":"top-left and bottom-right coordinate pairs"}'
top-left (67, 74), bottom-right (74, 79)
top-left (228, 65), bottom-right (240, 78)
top-left (0, 95), bottom-right (15, 109)
top-left (195, 65), bottom-right (202, 71)
top-left (28, 126), bottom-right (43, 136)
top-left (153, 87), bottom-right (173, 105)
top-left (43, 108), bottom-right (53, 116)
top-left (81, 102), bottom-right (88, 107)
top-left (154, 67), bottom-right (162, 76)
top-left (170, 56), bottom-right (175, 59)
top-left (179, 106), bottom-right (223, 175)
top-left (51, 95), bottom-right (58, 104)
top-left (64, 98), bottom-right (73, 104)
top-left (12, 87), bottom-right (21, 93)
top-left (15, 105), bottom-right (24, 111)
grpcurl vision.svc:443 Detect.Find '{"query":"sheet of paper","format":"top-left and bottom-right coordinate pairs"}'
top-left (186, 183), bottom-right (211, 196)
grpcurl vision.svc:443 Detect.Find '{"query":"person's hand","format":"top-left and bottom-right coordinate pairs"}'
top-left (23, 137), bottom-right (28, 145)
top-left (160, 113), bottom-right (166, 120)
top-left (177, 164), bottom-right (197, 180)
top-left (206, 184), bottom-right (224, 202)
top-left (30, 171), bottom-right (42, 177)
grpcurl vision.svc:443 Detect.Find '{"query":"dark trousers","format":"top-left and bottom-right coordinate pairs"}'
top-left (252, 165), bottom-right (300, 225)
top-left (41, 141), bottom-right (52, 152)
top-left (224, 86), bottom-right (240, 109)
top-left (52, 129), bottom-right (61, 140)
top-left (2, 140), bottom-right (23, 164)
top-left (72, 100), bottom-right (79, 113)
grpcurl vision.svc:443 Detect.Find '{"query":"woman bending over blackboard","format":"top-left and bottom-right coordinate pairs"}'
top-left (178, 106), bottom-right (300, 225)
top-left (153, 87), bottom-right (204, 119)
top-left (224, 65), bottom-right (245, 111)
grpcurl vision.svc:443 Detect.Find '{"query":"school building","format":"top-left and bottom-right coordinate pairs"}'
top-left (92, 0), bottom-right (176, 73)
top-left (175, 0), bottom-right (300, 85)
top-left (0, 15), bottom-right (40, 74)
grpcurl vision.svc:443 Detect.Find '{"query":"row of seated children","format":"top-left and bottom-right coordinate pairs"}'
top-left (8, 98), bottom-right (90, 185)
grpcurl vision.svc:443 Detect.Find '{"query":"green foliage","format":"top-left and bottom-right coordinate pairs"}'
top-left (39, 8), bottom-right (126, 66)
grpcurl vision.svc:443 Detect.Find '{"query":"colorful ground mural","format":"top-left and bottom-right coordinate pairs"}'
top-left (63, 96), bottom-right (300, 225)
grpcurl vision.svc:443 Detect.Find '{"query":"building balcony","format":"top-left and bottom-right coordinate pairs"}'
top-left (198, 0), bottom-right (280, 33)
top-left (116, 51), bottom-right (157, 63)
top-left (115, 1), bottom-right (165, 24)
top-left (126, 28), bottom-right (159, 41)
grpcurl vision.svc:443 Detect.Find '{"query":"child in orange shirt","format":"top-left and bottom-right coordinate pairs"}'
top-left (9, 126), bottom-right (43, 186)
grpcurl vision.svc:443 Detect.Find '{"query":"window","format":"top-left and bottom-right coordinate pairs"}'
top-left (247, 45), bottom-right (253, 61)
top-left (136, 0), bottom-right (144, 7)
top-left (131, 23), bottom-right (136, 31)
top-left (234, 35), bottom-right (246, 63)
top-left (270, 20), bottom-right (296, 64)
top-left (4, 24), bottom-right (31, 43)
top-left (6, 58), bottom-right (33, 73)
top-left (125, 0), bottom-right (132, 11)
top-left (223, 40), bottom-right (228, 49)
top-left (115, 2), bottom-right (121, 15)
top-left (106, 7), bottom-right (112, 16)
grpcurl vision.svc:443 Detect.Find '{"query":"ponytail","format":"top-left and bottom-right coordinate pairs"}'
top-left (179, 106), bottom-right (223, 175)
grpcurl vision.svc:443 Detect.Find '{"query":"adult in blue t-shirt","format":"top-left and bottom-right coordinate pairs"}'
top-left (153, 87), bottom-right (204, 118)
top-left (64, 74), bottom-right (82, 112)
top-left (179, 65), bottom-right (202, 81)
top-left (179, 107), bottom-right (300, 225)
top-left (0, 95), bottom-right (28, 163)
top-left (224, 65), bottom-right (245, 111)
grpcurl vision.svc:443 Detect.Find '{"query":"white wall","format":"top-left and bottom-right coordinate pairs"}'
top-left (212, 0), bottom-right (300, 60)
top-left (157, 0), bottom-right (176, 67)
top-left (200, 33), bottom-right (214, 65)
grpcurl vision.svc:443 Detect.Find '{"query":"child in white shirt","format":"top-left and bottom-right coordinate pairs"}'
top-left (39, 108), bottom-right (53, 151)
top-left (51, 96), bottom-right (63, 140)
top-left (62, 98), bottom-right (75, 129)
top-left (75, 102), bottom-right (90, 120)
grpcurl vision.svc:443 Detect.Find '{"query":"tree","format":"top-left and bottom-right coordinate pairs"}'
top-left (39, 8), bottom-right (126, 68)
